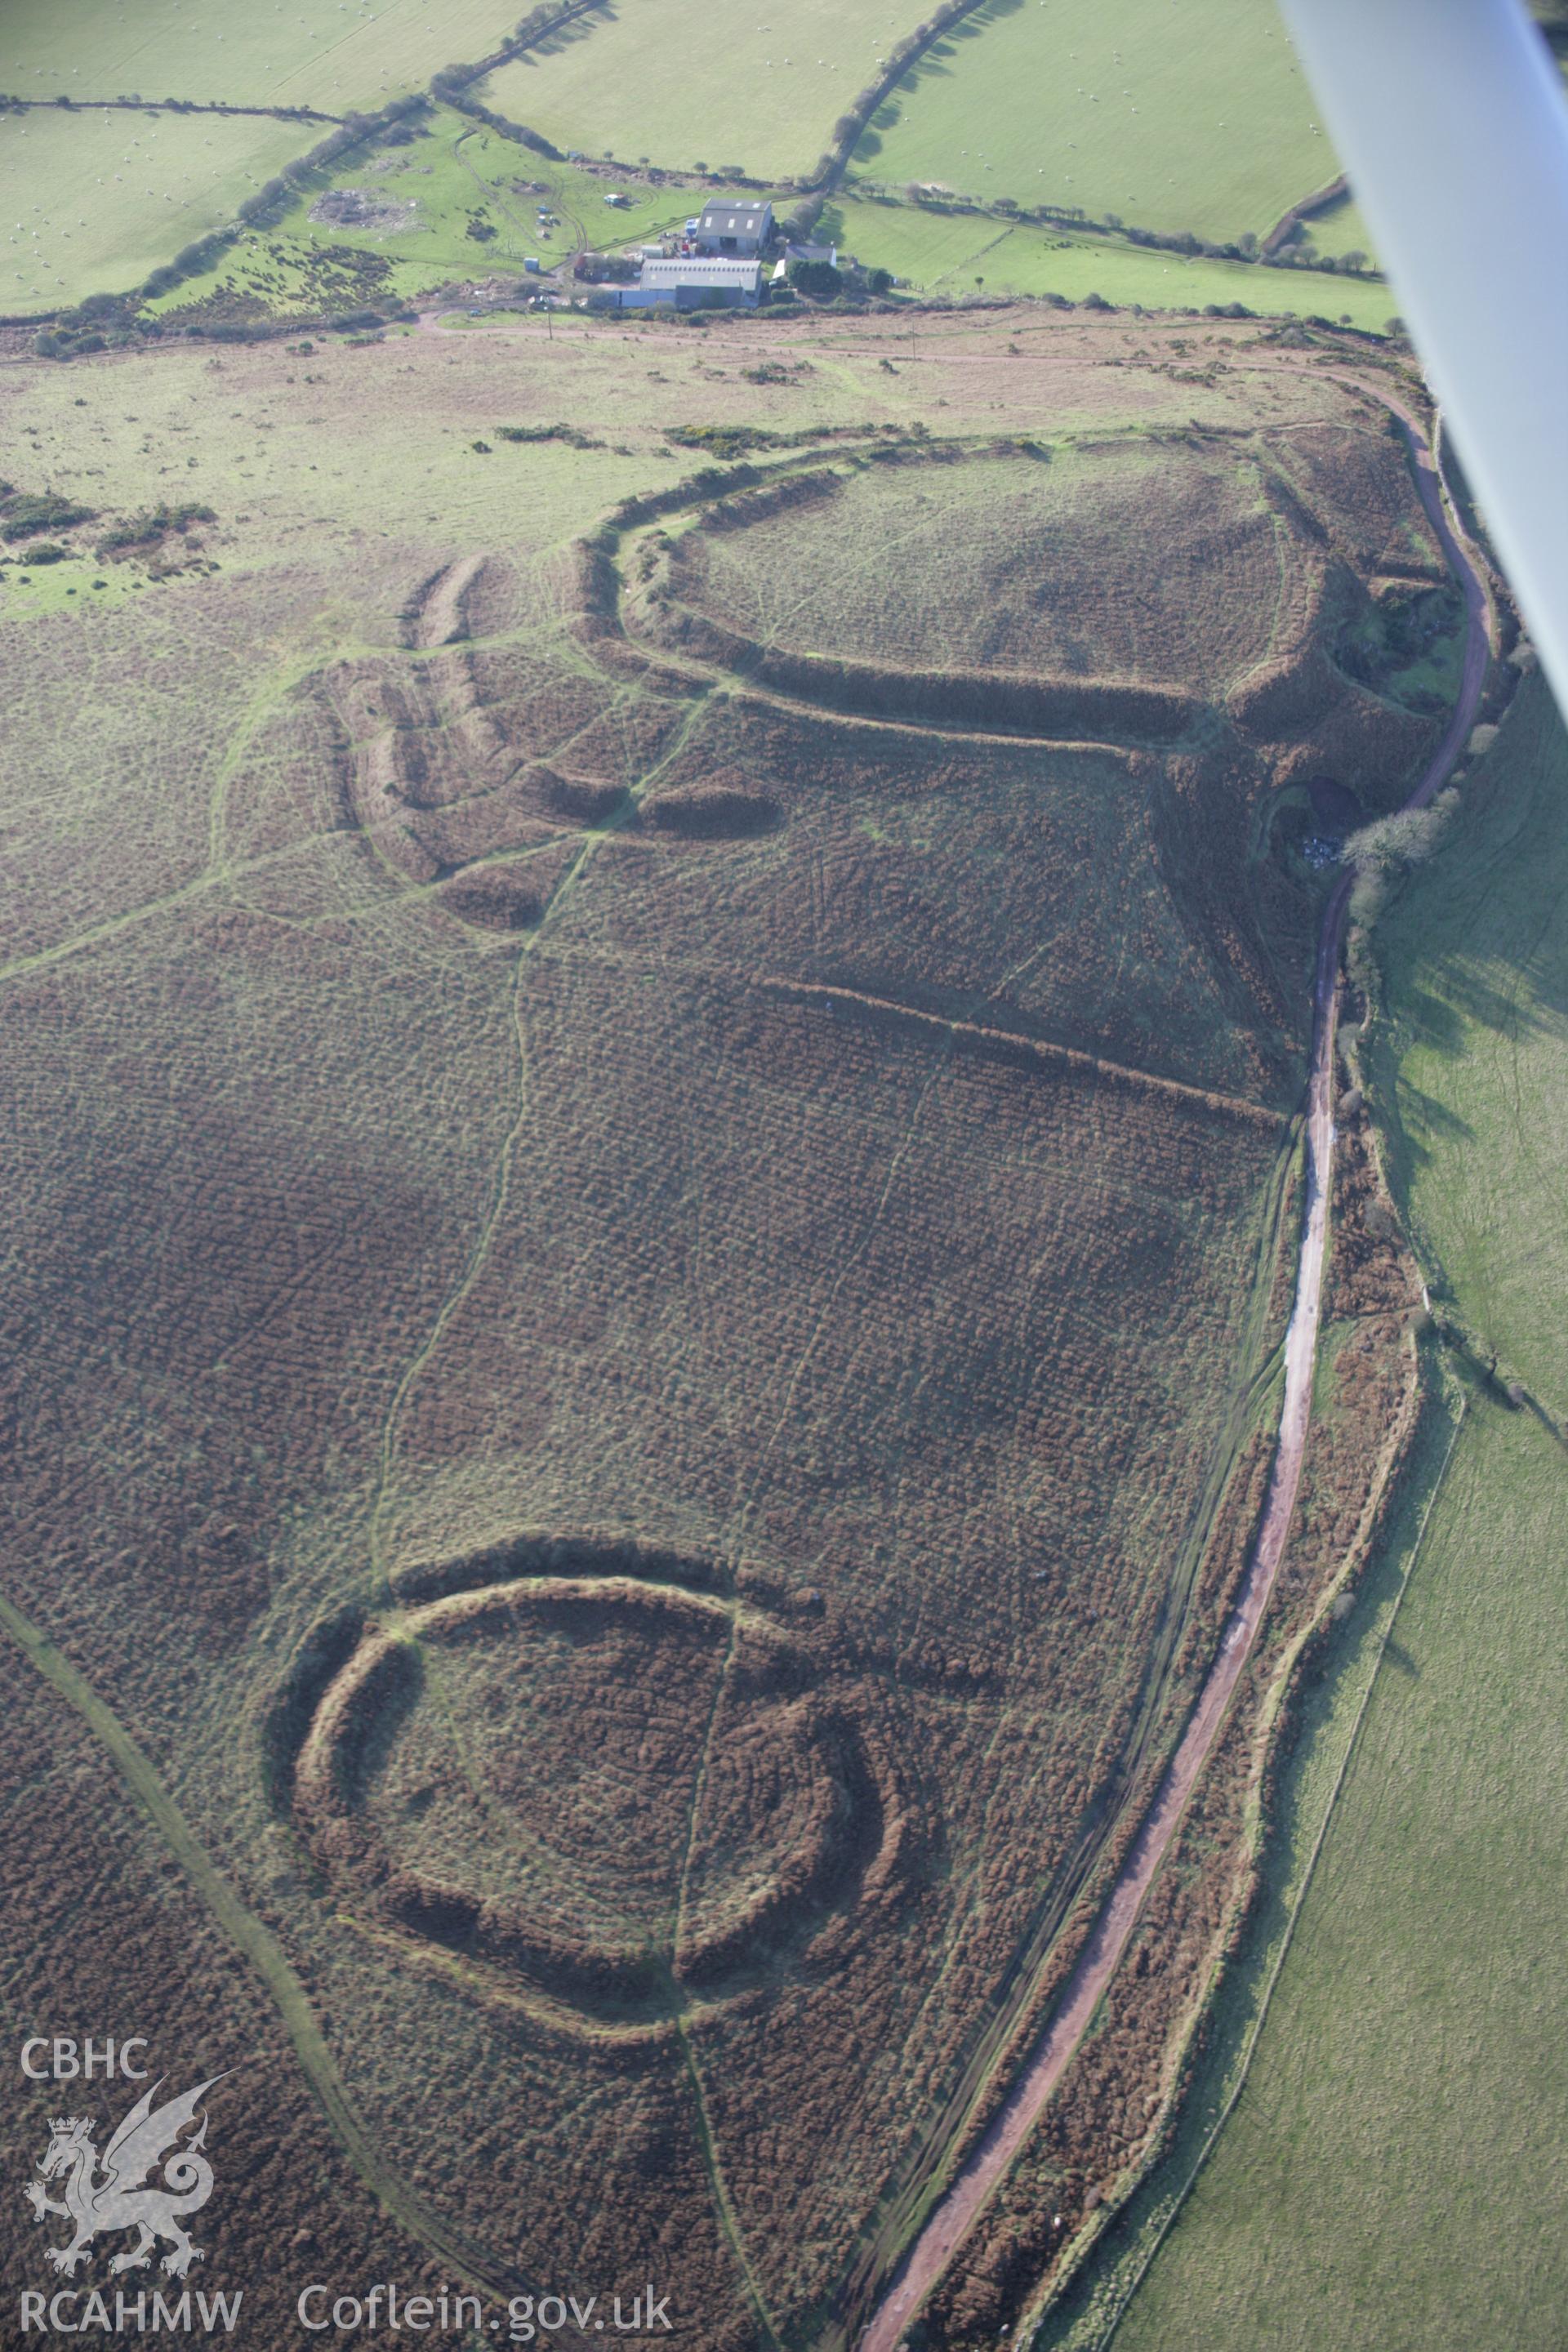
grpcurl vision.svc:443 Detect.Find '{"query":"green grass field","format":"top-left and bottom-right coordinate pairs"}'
top-left (2, 0), bottom-right (1388, 329)
top-left (143, 138), bottom-right (1396, 336)
top-left (1, 102), bottom-right (311, 312)
top-left (1299, 188), bottom-right (1378, 267)
top-left (1, 0), bottom-right (519, 112)
top-left (856, 0), bottom-right (1339, 243)
top-left (1381, 675), bottom-right (1568, 1417)
top-left (831, 194), bottom-right (1392, 324)
top-left (1107, 1396), bottom-right (1568, 2352)
top-left (482, 0), bottom-right (924, 181)
top-left (1068, 672), bottom-right (1568, 2352)
top-left (0, 0), bottom-right (533, 312)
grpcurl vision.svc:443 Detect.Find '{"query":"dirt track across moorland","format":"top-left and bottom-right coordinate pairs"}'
top-left (855, 395), bottom-right (1494, 2352)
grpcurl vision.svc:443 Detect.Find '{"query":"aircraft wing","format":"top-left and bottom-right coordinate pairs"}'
top-left (1279, 0), bottom-right (1568, 710)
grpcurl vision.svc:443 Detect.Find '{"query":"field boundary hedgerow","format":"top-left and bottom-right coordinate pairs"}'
top-left (1, 317), bottom-right (1490, 2348)
top-left (7, 0), bottom-right (1410, 336)
top-left (7, 0), bottom-right (606, 332)
top-left (0, 94), bottom-right (344, 124)
top-left (849, 171), bottom-right (1375, 274)
top-left (805, 0), bottom-right (1009, 198)
top-left (428, 0), bottom-right (614, 114)
top-left (1260, 171), bottom-right (1350, 260)
top-left (1028, 1373), bottom-right (1468, 2352)
top-left (987, 1054), bottom-right (1442, 2335)
top-left (1080, 571), bottom-right (1568, 2352)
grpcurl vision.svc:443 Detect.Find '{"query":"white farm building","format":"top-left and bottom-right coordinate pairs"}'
top-left (604, 256), bottom-right (763, 310)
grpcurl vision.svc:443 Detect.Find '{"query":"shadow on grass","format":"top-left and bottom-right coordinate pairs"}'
top-left (506, 1), bottom-right (617, 70)
top-left (854, 0), bottom-right (1027, 167)
top-left (1402, 960), bottom-right (1561, 1056)
top-left (1389, 1073), bottom-right (1475, 1165)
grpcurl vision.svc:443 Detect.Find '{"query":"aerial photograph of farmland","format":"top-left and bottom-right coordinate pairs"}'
top-left (2, 1), bottom-right (1565, 2346)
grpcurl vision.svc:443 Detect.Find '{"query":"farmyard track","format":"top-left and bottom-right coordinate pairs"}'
top-left (853, 394), bottom-right (1495, 2352)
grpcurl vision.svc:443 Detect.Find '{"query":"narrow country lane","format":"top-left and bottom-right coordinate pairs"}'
top-left (855, 397), bottom-right (1494, 2352)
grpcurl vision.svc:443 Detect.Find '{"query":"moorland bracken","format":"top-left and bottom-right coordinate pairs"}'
top-left (0, 314), bottom-right (1462, 2346)
top-left (0, 1650), bottom-right (449, 2337)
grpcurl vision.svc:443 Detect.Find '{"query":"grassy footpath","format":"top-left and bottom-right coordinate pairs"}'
top-left (1043, 670), bottom-right (1568, 2351)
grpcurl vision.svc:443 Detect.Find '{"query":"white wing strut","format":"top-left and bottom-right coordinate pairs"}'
top-left (1277, 0), bottom-right (1568, 710)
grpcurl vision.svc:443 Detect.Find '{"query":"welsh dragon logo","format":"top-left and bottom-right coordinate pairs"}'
top-left (24, 2075), bottom-right (225, 2278)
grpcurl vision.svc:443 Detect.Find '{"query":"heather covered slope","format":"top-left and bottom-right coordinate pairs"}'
top-left (0, 312), bottom-right (1457, 2343)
